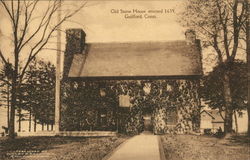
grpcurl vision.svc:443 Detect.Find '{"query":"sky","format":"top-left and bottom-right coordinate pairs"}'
top-left (0, 0), bottom-right (186, 66)
top-left (1, 0), bottom-right (245, 73)
top-left (62, 1), bottom-right (185, 42)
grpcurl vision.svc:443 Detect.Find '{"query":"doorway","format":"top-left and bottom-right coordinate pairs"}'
top-left (143, 114), bottom-right (153, 132)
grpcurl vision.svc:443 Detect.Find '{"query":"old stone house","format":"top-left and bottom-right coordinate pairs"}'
top-left (63, 28), bottom-right (203, 134)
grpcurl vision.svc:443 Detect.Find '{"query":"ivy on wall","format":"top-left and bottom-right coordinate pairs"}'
top-left (60, 79), bottom-right (201, 135)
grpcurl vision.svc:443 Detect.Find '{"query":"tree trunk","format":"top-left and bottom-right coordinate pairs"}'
top-left (9, 44), bottom-right (20, 139)
top-left (7, 84), bottom-right (10, 133)
top-left (245, 0), bottom-right (250, 137)
top-left (233, 111), bottom-right (238, 134)
top-left (223, 71), bottom-right (233, 135)
top-left (116, 105), bottom-right (119, 132)
top-left (34, 116), bottom-right (37, 132)
top-left (9, 72), bottom-right (18, 138)
top-left (18, 106), bottom-right (21, 132)
top-left (51, 123), bottom-right (53, 131)
top-left (42, 123), bottom-right (44, 131)
top-left (29, 109), bottom-right (32, 132)
top-left (248, 107), bottom-right (250, 136)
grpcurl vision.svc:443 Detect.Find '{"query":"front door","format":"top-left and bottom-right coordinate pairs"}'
top-left (143, 115), bottom-right (153, 131)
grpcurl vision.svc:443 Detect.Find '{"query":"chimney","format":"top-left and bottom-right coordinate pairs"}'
top-left (185, 29), bottom-right (196, 44)
top-left (66, 28), bottom-right (86, 54)
top-left (64, 29), bottom-right (86, 78)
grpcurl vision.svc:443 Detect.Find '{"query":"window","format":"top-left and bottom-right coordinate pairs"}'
top-left (166, 107), bottom-right (177, 125)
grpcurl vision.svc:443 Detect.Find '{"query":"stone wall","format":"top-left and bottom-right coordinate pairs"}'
top-left (152, 79), bottom-right (201, 134)
top-left (60, 79), bottom-right (201, 134)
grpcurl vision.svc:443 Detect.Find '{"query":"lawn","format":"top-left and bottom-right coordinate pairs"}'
top-left (161, 134), bottom-right (250, 160)
top-left (0, 135), bottom-right (128, 160)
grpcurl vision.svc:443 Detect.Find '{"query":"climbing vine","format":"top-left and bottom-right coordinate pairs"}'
top-left (60, 79), bottom-right (201, 135)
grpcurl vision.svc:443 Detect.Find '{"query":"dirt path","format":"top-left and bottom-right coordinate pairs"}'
top-left (105, 132), bottom-right (161, 160)
top-left (161, 135), bottom-right (249, 160)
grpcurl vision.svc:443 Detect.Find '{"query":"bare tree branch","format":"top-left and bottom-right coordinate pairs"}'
top-left (19, 1), bottom-right (87, 81)
top-left (17, 2), bottom-right (28, 51)
top-left (0, 50), bottom-right (8, 65)
top-left (216, 0), bottom-right (230, 59)
top-left (0, 0), bottom-right (90, 139)
top-left (230, 0), bottom-right (240, 61)
top-left (0, 0), bottom-right (15, 22)
top-left (213, 34), bottom-right (223, 63)
top-left (18, 0), bottom-right (55, 53)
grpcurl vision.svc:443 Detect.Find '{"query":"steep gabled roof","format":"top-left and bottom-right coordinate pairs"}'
top-left (65, 40), bottom-right (203, 79)
top-left (201, 110), bottom-right (224, 123)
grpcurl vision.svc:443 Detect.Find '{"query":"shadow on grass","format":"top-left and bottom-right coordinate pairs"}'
top-left (227, 135), bottom-right (250, 146)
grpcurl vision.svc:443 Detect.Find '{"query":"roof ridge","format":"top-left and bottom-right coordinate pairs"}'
top-left (201, 110), bottom-right (215, 119)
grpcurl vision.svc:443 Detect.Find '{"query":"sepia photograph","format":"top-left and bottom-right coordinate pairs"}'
top-left (0, 0), bottom-right (249, 159)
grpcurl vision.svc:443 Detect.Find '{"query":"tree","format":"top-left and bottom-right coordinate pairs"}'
top-left (179, 0), bottom-right (248, 135)
top-left (0, 60), bottom-right (12, 134)
top-left (242, 0), bottom-right (250, 136)
top-left (20, 59), bottom-right (55, 132)
top-left (200, 61), bottom-right (247, 133)
top-left (0, 0), bottom-right (85, 138)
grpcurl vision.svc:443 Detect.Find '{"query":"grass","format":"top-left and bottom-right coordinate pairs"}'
top-left (161, 134), bottom-right (250, 160)
top-left (0, 135), bottom-right (128, 160)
